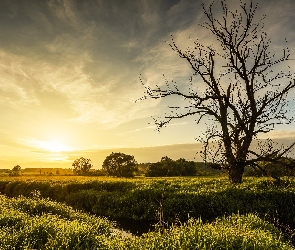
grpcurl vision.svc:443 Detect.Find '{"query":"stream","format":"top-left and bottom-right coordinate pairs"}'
top-left (113, 219), bottom-right (156, 236)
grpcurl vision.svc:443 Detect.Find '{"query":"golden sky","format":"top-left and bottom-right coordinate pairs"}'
top-left (0, 0), bottom-right (295, 169)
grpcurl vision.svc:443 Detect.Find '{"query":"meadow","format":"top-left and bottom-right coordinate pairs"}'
top-left (0, 175), bottom-right (295, 249)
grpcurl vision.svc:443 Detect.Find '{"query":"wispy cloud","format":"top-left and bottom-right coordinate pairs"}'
top-left (258, 130), bottom-right (295, 140)
top-left (0, 51), bottom-right (40, 106)
top-left (119, 121), bottom-right (188, 136)
top-left (0, 0), bottom-right (294, 167)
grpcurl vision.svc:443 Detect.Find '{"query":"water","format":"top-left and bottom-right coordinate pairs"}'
top-left (113, 219), bottom-right (156, 236)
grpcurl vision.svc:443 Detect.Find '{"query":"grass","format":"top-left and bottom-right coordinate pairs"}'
top-left (0, 175), bottom-right (295, 248)
top-left (0, 194), bottom-right (293, 249)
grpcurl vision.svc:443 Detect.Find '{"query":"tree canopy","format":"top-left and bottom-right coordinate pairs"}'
top-left (72, 157), bottom-right (93, 175)
top-left (102, 152), bottom-right (138, 177)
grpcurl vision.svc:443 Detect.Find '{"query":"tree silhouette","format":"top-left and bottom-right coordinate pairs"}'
top-left (140, 0), bottom-right (295, 183)
top-left (102, 152), bottom-right (138, 177)
top-left (72, 157), bottom-right (93, 175)
top-left (10, 165), bottom-right (21, 176)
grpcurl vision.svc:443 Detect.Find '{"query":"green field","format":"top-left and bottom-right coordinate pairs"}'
top-left (0, 176), bottom-right (294, 249)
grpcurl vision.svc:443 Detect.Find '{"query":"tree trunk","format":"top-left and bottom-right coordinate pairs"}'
top-left (228, 165), bottom-right (244, 184)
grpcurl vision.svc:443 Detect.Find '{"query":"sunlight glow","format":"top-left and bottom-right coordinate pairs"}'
top-left (42, 140), bottom-right (69, 153)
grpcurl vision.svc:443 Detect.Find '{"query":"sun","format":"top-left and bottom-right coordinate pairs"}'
top-left (43, 140), bottom-right (68, 153)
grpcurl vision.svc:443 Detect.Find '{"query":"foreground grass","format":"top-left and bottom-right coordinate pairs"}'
top-left (120, 214), bottom-right (293, 250)
top-left (0, 195), bottom-right (293, 250)
top-left (1, 176), bottom-right (295, 223)
top-left (0, 195), bottom-right (115, 249)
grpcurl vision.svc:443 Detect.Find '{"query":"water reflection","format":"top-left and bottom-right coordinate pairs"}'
top-left (113, 219), bottom-right (156, 236)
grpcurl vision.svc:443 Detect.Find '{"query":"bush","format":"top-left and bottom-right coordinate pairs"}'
top-left (145, 157), bottom-right (197, 177)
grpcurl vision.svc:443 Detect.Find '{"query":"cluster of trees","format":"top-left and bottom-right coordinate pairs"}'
top-left (72, 153), bottom-right (203, 177)
top-left (71, 152), bottom-right (295, 179)
top-left (145, 157), bottom-right (197, 177)
top-left (72, 153), bottom-right (138, 177)
top-left (8, 153), bottom-right (295, 180)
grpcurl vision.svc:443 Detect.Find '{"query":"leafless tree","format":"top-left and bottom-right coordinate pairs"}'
top-left (140, 0), bottom-right (295, 183)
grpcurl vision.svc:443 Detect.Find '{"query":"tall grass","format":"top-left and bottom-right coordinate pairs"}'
top-left (0, 195), bottom-right (293, 249)
top-left (120, 214), bottom-right (293, 250)
top-left (1, 177), bottom-right (295, 225)
top-left (0, 195), bottom-right (116, 249)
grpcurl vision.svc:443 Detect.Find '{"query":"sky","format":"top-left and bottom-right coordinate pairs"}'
top-left (0, 0), bottom-right (295, 169)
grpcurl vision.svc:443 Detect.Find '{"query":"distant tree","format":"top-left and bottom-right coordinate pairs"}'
top-left (140, 0), bottom-right (295, 183)
top-left (137, 163), bottom-right (151, 175)
top-left (160, 156), bottom-right (175, 176)
top-left (145, 157), bottom-right (197, 177)
top-left (87, 169), bottom-right (107, 176)
top-left (102, 152), bottom-right (138, 177)
top-left (146, 161), bottom-right (169, 177)
top-left (72, 157), bottom-right (93, 175)
top-left (175, 158), bottom-right (197, 176)
top-left (10, 165), bottom-right (21, 176)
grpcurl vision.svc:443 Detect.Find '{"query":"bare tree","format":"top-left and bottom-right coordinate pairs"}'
top-left (140, 0), bottom-right (295, 183)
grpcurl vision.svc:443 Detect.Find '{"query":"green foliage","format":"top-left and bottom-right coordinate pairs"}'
top-left (1, 178), bottom-right (295, 249)
top-left (72, 157), bottom-right (93, 175)
top-left (87, 169), bottom-right (108, 176)
top-left (0, 194), bottom-right (293, 249)
top-left (146, 157), bottom-right (197, 177)
top-left (121, 214), bottom-right (293, 250)
top-left (103, 152), bottom-right (138, 177)
top-left (0, 195), bottom-right (115, 249)
top-left (1, 177), bottom-right (295, 242)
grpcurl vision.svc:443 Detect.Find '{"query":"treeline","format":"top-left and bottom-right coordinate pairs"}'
top-left (4, 155), bottom-right (221, 178)
top-left (70, 153), bottom-right (221, 177)
top-left (144, 157), bottom-right (218, 177)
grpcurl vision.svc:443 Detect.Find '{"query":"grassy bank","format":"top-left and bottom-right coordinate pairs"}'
top-left (0, 195), bottom-right (293, 249)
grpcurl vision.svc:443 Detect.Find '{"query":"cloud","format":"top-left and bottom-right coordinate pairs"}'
top-left (0, 28), bottom-right (158, 128)
top-left (0, 0), bottom-right (207, 129)
top-left (0, 51), bottom-right (40, 106)
top-left (0, 0), bottom-right (294, 163)
top-left (259, 130), bottom-right (295, 140)
top-left (119, 121), bottom-right (188, 136)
